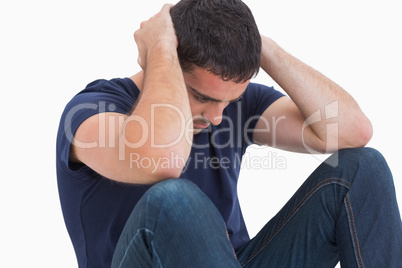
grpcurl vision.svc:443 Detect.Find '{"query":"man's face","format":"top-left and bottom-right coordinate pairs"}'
top-left (183, 67), bottom-right (250, 135)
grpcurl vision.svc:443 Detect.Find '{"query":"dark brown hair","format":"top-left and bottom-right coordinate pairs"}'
top-left (170, 0), bottom-right (261, 83)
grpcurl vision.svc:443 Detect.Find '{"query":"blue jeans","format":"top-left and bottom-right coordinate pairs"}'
top-left (111, 148), bottom-right (402, 267)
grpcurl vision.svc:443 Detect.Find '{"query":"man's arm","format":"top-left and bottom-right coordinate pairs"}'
top-left (253, 36), bottom-right (373, 153)
top-left (70, 5), bottom-right (193, 184)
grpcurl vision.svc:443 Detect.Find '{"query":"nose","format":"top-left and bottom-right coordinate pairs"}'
top-left (204, 102), bottom-right (227, 126)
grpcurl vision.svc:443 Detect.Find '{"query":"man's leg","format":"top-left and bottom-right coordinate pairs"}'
top-left (111, 179), bottom-right (241, 268)
top-left (237, 147), bottom-right (402, 268)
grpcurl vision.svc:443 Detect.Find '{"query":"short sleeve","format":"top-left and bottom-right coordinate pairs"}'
top-left (241, 83), bottom-right (285, 144)
top-left (56, 78), bottom-right (139, 176)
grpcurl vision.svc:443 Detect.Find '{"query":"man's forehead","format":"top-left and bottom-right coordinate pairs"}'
top-left (183, 67), bottom-right (249, 102)
top-left (189, 85), bottom-right (245, 103)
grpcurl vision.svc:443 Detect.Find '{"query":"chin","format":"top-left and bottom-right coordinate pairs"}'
top-left (193, 128), bottom-right (203, 135)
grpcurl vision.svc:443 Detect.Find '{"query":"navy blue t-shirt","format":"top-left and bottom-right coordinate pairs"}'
top-left (56, 77), bottom-right (284, 267)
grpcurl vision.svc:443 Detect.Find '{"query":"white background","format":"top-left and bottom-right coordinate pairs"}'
top-left (1, 0), bottom-right (401, 267)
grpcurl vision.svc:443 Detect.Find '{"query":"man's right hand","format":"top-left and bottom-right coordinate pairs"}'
top-left (134, 4), bottom-right (178, 70)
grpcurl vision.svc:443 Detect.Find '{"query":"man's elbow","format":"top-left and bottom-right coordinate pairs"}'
top-left (124, 162), bottom-right (184, 185)
top-left (138, 165), bottom-right (184, 185)
top-left (128, 149), bottom-right (187, 184)
top-left (350, 116), bottom-right (374, 148)
top-left (360, 118), bottom-right (373, 146)
top-left (153, 168), bottom-right (183, 182)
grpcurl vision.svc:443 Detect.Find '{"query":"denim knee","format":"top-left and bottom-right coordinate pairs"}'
top-left (334, 147), bottom-right (394, 191)
top-left (146, 179), bottom-right (204, 203)
top-left (143, 179), bottom-right (215, 220)
top-left (338, 147), bottom-right (385, 166)
top-left (339, 147), bottom-right (389, 171)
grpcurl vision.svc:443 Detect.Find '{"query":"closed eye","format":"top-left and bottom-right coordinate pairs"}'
top-left (189, 86), bottom-right (244, 104)
top-left (229, 97), bottom-right (242, 103)
top-left (193, 93), bottom-right (212, 103)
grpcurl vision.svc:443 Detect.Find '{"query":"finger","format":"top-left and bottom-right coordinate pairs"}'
top-left (139, 18), bottom-right (149, 29)
top-left (161, 3), bottom-right (174, 12)
top-left (133, 28), bottom-right (140, 42)
top-left (137, 56), bottom-right (144, 70)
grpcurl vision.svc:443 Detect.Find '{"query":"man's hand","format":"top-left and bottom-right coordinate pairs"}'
top-left (134, 4), bottom-right (178, 70)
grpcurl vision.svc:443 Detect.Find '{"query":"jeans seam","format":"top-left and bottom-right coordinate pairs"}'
top-left (241, 177), bottom-right (351, 267)
top-left (345, 194), bottom-right (365, 268)
top-left (151, 240), bottom-right (163, 268)
top-left (118, 228), bottom-right (155, 268)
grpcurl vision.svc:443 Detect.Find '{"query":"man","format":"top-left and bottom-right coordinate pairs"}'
top-left (56, 0), bottom-right (402, 267)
